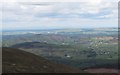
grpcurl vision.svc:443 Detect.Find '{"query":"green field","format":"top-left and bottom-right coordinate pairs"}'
top-left (2, 28), bottom-right (119, 69)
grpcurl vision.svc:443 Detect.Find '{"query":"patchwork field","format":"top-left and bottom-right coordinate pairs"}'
top-left (2, 28), bottom-right (119, 72)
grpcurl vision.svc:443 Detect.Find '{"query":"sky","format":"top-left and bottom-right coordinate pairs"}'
top-left (1, 0), bottom-right (119, 30)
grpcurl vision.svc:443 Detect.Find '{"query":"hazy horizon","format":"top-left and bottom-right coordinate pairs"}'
top-left (2, 27), bottom-right (118, 31)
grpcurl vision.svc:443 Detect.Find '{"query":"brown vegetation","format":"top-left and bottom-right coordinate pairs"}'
top-left (2, 47), bottom-right (84, 73)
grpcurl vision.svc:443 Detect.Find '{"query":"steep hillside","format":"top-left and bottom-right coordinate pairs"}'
top-left (2, 47), bottom-right (84, 73)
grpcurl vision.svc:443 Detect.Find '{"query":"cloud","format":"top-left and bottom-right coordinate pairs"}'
top-left (1, 0), bottom-right (118, 30)
top-left (2, 0), bottom-right (119, 2)
top-left (2, 1), bottom-right (117, 19)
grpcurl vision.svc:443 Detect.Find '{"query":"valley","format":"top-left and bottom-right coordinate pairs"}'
top-left (2, 28), bottom-right (119, 73)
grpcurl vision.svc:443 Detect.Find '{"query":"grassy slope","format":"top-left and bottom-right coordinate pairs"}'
top-left (2, 47), bottom-right (84, 73)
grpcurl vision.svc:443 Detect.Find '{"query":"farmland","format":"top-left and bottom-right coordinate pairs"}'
top-left (2, 28), bottom-right (119, 70)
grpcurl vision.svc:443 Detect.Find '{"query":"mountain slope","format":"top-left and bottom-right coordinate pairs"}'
top-left (2, 47), bottom-right (84, 73)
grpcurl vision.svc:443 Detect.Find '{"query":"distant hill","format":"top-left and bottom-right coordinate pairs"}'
top-left (11, 41), bottom-right (71, 49)
top-left (2, 47), bottom-right (84, 73)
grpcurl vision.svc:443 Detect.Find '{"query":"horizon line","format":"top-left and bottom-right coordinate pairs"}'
top-left (2, 27), bottom-right (118, 31)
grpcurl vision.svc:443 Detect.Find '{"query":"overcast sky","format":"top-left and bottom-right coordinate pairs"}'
top-left (1, 0), bottom-right (119, 30)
